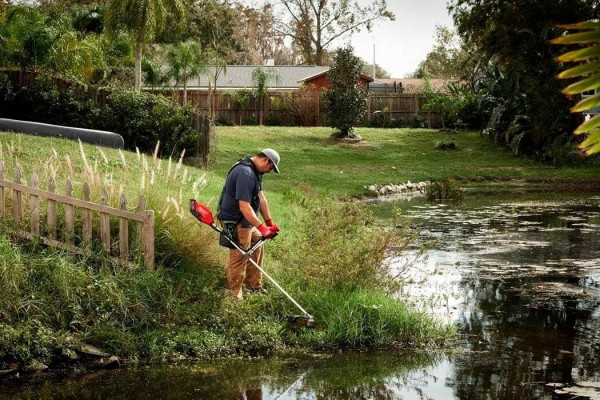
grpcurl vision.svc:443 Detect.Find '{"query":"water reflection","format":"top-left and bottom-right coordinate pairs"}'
top-left (394, 198), bottom-right (600, 399)
top-left (2, 198), bottom-right (600, 399)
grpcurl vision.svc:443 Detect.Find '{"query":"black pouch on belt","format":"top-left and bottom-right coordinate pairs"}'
top-left (219, 222), bottom-right (238, 249)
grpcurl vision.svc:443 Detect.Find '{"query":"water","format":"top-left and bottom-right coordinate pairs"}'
top-left (2, 196), bottom-right (600, 399)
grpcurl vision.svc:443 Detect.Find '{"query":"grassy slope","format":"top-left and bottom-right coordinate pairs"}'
top-left (0, 127), bottom-right (598, 366)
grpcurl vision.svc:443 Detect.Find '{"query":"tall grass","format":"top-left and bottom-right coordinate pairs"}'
top-left (308, 289), bottom-right (450, 348)
top-left (0, 131), bottom-right (454, 368)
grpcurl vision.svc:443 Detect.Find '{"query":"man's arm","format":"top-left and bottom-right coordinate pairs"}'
top-left (239, 200), bottom-right (262, 227)
top-left (258, 191), bottom-right (271, 222)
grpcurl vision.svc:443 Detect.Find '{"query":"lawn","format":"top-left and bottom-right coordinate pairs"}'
top-left (214, 126), bottom-right (600, 196)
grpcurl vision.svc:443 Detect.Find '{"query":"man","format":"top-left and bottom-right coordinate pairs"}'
top-left (217, 148), bottom-right (280, 300)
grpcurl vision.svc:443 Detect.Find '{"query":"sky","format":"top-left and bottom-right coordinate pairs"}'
top-left (251, 0), bottom-right (455, 78)
top-left (346, 0), bottom-right (455, 78)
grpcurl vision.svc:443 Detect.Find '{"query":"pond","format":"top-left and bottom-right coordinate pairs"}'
top-left (2, 194), bottom-right (600, 399)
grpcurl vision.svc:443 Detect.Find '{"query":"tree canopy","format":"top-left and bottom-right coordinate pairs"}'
top-left (272, 0), bottom-right (395, 65)
top-left (448, 0), bottom-right (600, 153)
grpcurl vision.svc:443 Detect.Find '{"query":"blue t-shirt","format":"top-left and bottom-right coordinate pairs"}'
top-left (218, 158), bottom-right (262, 227)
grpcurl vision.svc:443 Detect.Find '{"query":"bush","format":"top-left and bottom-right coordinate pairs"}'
top-left (215, 115), bottom-right (234, 126)
top-left (0, 73), bottom-right (199, 157)
top-left (0, 74), bottom-right (99, 128)
top-left (100, 90), bottom-right (197, 156)
top-left (412, 114), bottom-right (425, 128)
top-left (242, 115), bottom-right (258, 125)
top-left (425, 178), bottom-right (464, 203)
top-left (264, 114), bottom-right (283, 126)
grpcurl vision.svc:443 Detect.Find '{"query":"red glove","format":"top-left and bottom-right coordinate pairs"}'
top-left (265, 219), bottom-right (280, 233)
top-left (257, 224), bottom-right (277, 239)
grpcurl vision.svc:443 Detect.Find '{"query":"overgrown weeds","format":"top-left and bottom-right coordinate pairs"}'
top-left (0, 132), bottom-right (453, 369)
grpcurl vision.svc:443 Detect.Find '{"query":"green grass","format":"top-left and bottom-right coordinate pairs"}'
top-left (2, 125), bottom-right (596, 368)
top-left (214, 126), bottom-right (600, 196)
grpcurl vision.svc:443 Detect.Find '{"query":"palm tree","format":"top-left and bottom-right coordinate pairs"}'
top-left (553, 21), bottom-right (600, 155)
top-left (165, 39), bottom-right (205, 104)
top-left (104, 0), bottom-right (184, 92)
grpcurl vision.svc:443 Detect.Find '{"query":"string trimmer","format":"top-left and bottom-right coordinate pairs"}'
top-left (190, 199), bottom-right (318, 329)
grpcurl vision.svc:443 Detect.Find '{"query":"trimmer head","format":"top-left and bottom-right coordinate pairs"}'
top-left (286, 315), bottom-right (324, 330)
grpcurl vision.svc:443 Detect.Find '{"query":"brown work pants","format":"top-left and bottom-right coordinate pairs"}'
top-left (227, 226), bottom-right (263, 300)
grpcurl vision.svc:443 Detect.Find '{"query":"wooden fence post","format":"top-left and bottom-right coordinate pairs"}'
top-left (0, 160), bottom-right (4, 218)
top-left (138, 196), bottom-right (154, 270)
top-left (65, 180), bottom-right (74, 244)
top-left (13, 166), bottom-right (22, 222)
top-left (82, 183), bottom-right (92, 246)
top-left (47, 176), bottom-right (56, 240)
top-left (119, 192), bottom-right (129, 260)
top-left (100, 188), bottom-right (110, 253)
top-left (30, 172), bottom-right (40, 235)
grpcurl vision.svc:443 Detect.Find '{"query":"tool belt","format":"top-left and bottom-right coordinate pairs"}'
top-left (219, 220), bottom-right (239, 249)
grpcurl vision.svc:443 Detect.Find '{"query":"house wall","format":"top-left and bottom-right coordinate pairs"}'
top-left (304, 75), bottom-right (372, 91)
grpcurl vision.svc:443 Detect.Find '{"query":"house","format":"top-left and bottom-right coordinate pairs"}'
top-left (150, 65), bottom-right (372, 92)
top-left (582, 88), bottom-right (600, 115)
top-left (297, 69), bottom-right (373, 90)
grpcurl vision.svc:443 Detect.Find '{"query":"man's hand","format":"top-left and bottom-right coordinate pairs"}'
top-left (265, 219), bottom-right (280, 233)
top-left (257, 224), bottom-right (277, 239)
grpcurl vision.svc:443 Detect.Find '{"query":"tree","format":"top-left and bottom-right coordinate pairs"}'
top-left (0, 5), bottom-right (69, 69)
top-left (553, 21), bottom-right (600, 155)
top-left (104, 0), bottom-right (185, 92)
top-left (448, 0), bottom-right (600, 153)
top-left (325, 45), bottom-right (367, 138)
top-left (273, 0), bottom-right (394, 65)
top-left (415, 26), bottom-right (468, 79)
top-left (165, 39), bottom-right (205, 104)
top-left (361, 61), bottom-right (390, 79)
top-left (252, 66), bottom-right (279, 125)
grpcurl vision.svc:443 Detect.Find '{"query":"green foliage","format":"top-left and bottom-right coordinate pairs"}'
top-left (553, 21), bottom-right (600, 155)
top-left (104, 0), bottom-right (185, 91)
top-left (0, 73), bottom-right (100, 127)
top-left (251, 67), bottom-right (279, 125)
top-left (325, 46), bottom-right (368, 138)
top-left (275, 191), bottom-right (410, 293)
top-left (165, 40), bottom-right (205, 91)
top-left (306, 289), bottom-right (451, 348)
top-left (425, 178), bottom-right (464, 203)
top-left (449, 0), bottom-right (600, 155)
top-left (0, 72), bottom-right (198, 156)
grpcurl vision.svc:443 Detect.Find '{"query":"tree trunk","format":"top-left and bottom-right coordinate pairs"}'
top-left (259, 95), bottom-right (264, 125)
top-left (134, 40), bottom-right (143, 93)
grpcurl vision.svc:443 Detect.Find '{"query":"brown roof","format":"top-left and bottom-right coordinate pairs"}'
top-left (299, 69), bottom-right (374, 83)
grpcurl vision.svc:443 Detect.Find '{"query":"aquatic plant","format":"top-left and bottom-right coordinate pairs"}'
top-left (425, 178), bottom-right (464, 203)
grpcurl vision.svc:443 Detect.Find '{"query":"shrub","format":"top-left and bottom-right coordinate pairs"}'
top-left (215, 115), bottom-right (234, 126)
top-left (0, 73), bottom-right (198, 157)
top-left (325, 46), bottom-right (368, 138)
top-left (100, 90), bottom-right (197, 156)
top-left (425, 178), bottom-right (464, 203)
top-left (242, 115), bottom-right (258, 126)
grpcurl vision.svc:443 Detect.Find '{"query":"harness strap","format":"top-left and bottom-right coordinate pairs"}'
top-left (217, 156), bottom-right (261, 222)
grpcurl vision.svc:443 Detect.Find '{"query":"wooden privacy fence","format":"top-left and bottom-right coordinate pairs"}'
top-left (0, 161), bottom-right (155, 269)
top-left (169, 90), bottom-right (442, 128)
